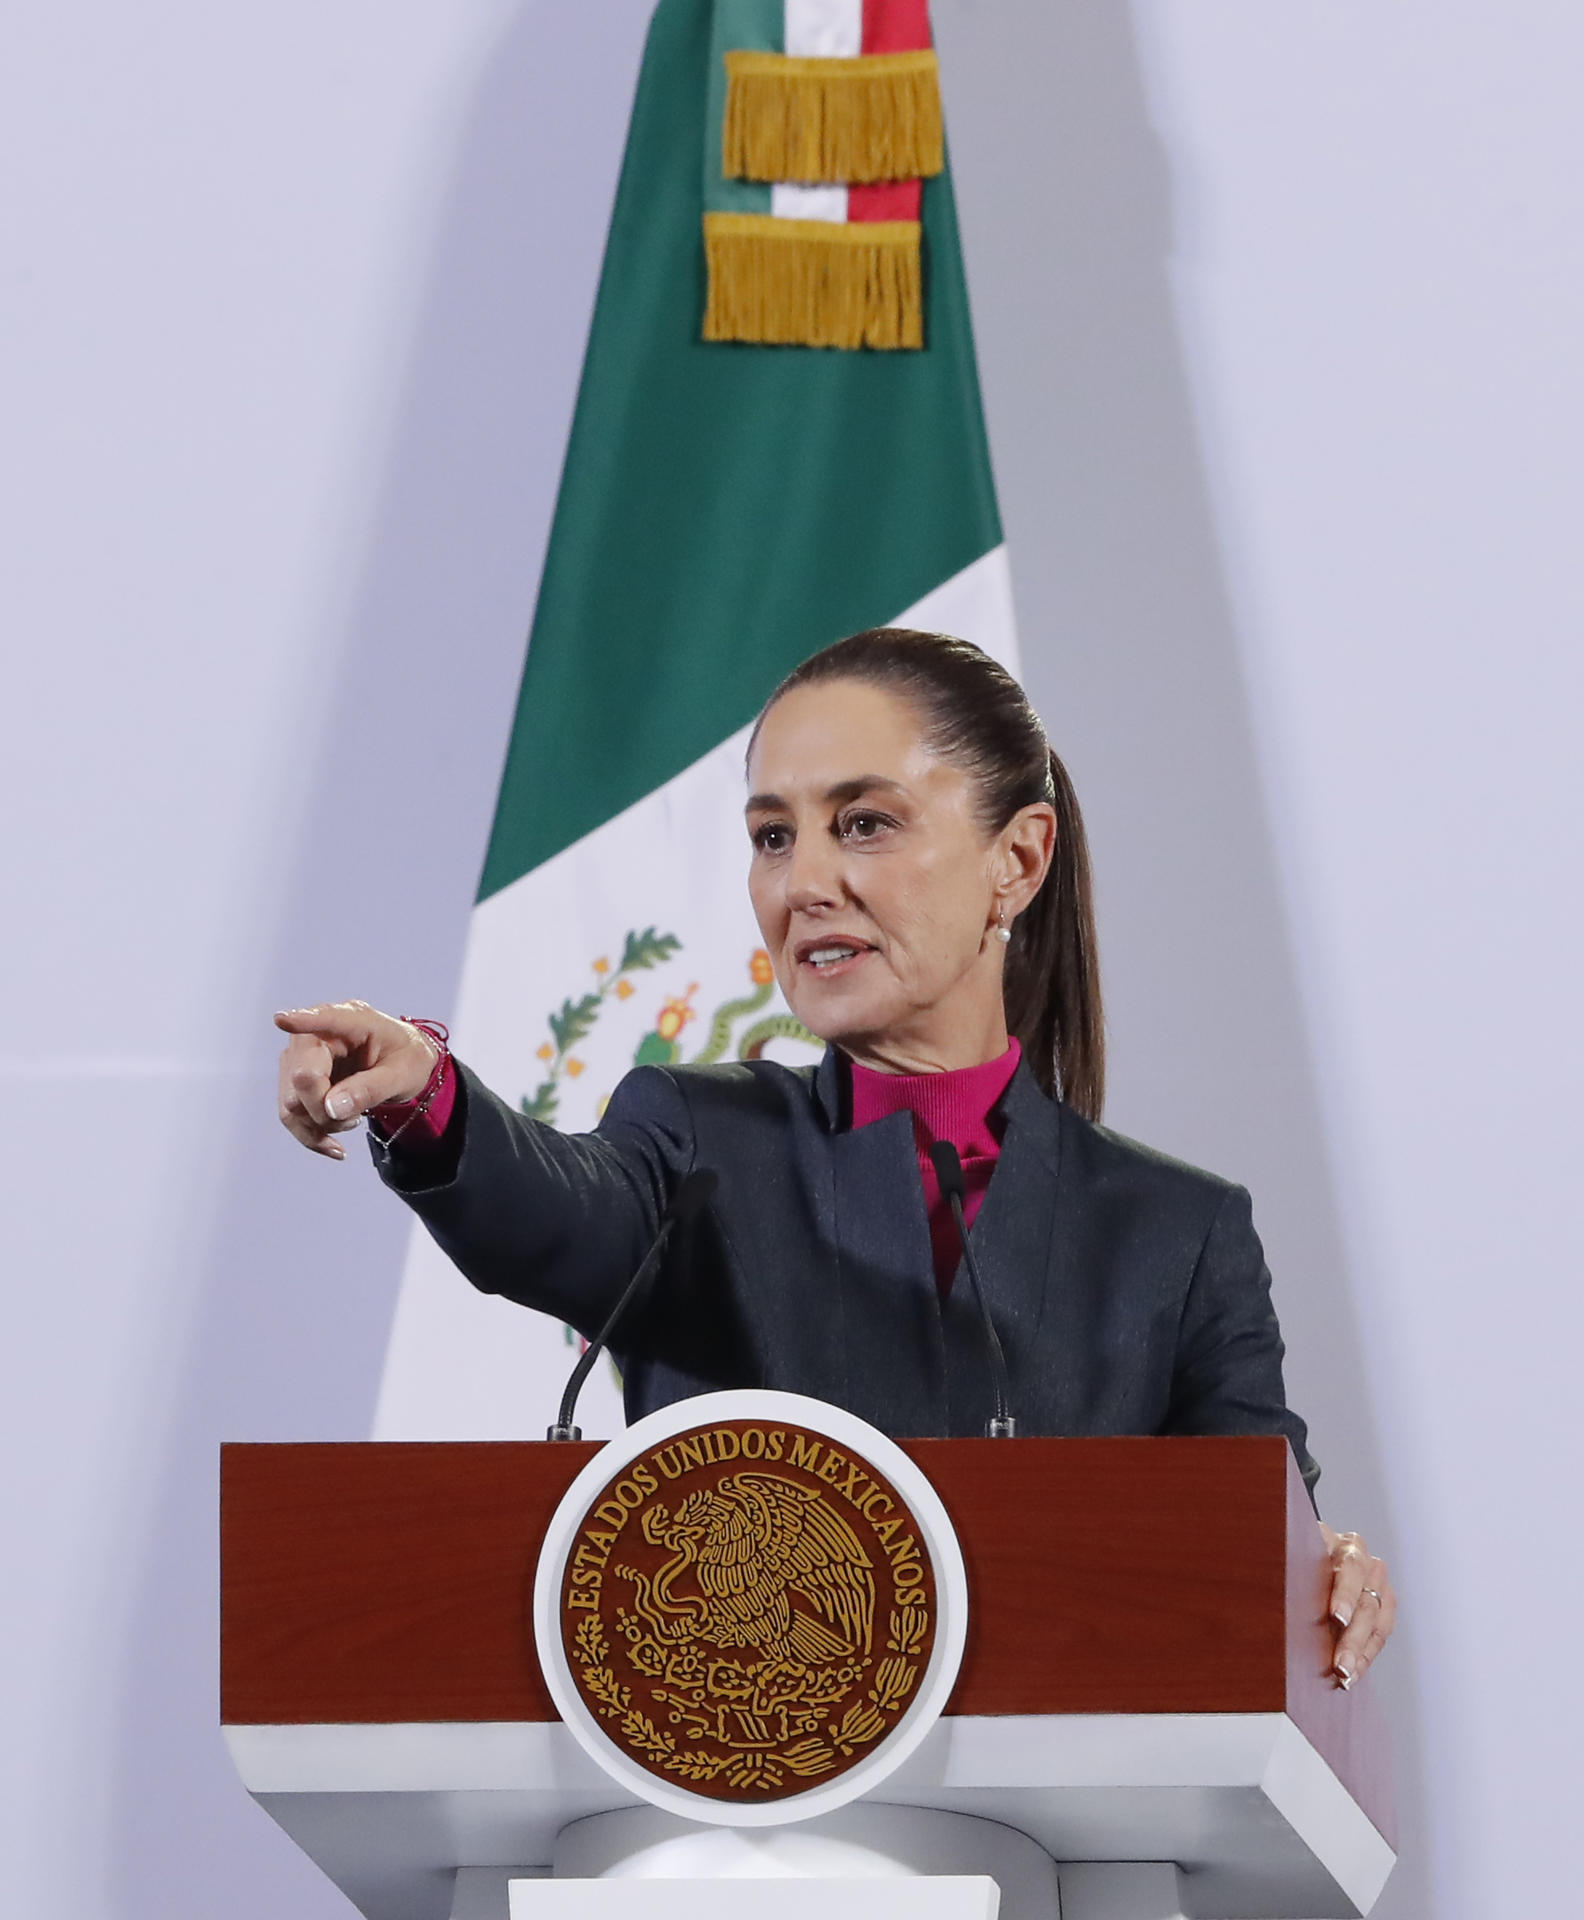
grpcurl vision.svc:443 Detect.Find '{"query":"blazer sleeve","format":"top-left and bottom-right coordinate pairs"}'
top-left (370, 1058), bottom-right (698, 1341)
top-left (1165, 1182), bottom-right (1321, 1501)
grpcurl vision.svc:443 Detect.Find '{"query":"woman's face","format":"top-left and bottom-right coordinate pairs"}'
top-left (745, 679), bottom-right (1049, 1073)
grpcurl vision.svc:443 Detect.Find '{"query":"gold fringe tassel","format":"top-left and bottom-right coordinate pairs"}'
top-left (722, 50), bottom-right (943, 185)
top-left (703, 214), bottom-right (922, 350)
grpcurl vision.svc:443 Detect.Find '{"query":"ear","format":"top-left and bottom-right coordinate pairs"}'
top-left (993, 803), bottom-right (1057, 919)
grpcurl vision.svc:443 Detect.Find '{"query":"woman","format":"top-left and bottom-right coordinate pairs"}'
top-left (277, 629), bottom-right (1395, 1687)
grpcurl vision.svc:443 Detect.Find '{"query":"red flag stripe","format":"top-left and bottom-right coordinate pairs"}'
top-left (862, 0), bottom-right (932, 54)
top-left (849, 180), bottom-right (922, 223)
top-left (855, 1), bottom-right (930, 218)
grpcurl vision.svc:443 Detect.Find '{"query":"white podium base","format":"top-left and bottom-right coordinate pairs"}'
top-left (556, 1804), bottom-right (1053, 1910)
top-left (462, 1809), bottom-right (1194, 1920)
top-left (508, 1877), bottom-right (998, 1919)
top-left (455, 1856), bottom-right (1190, 1920)
top-left (493, 1804), bottom-right (1043, 1918)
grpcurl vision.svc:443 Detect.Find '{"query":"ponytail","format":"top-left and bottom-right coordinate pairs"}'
top-left (1002, 748), bottom-right (1104, 1118)
top-left (756, 629), bottom-right (1106, 1119)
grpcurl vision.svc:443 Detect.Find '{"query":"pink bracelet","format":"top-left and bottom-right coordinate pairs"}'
top-left (369, 1019), bottom-right (450, 1149)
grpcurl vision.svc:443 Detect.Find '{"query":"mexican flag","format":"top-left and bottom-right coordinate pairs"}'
top-left (373, 0), bottom-right (1018, 1440)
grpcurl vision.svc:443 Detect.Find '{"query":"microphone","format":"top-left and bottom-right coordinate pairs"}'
top-left (547, 1168), bottom-right (718, 1441)
top-left (928, 1141), bottom-right (1017, 1438)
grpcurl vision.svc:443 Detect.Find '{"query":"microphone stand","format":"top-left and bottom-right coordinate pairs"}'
top-left (547, 1169), bottom-right (717, 1441)
top-left (929, 1141), bottom-right (1017, 1438)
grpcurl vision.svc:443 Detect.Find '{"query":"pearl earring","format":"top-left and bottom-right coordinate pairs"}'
top-left (995, 905), bottom-right (1012, 945)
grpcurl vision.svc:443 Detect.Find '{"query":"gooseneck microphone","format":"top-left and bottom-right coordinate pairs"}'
top-left (928, 1140), bottom-right (1017, 1438)
top-left (547, 1168), bottom-right (719, 1442)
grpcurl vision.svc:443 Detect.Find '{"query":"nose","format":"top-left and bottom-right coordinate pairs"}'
top-left (783, 828), bottom-right (845, 913)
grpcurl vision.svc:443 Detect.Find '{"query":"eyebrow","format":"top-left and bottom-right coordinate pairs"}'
top-left (745, 776), bottom-right (908, 814)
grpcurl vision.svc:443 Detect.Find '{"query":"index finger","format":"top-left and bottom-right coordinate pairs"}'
top-left (274, 1001), bottom-right (375, 1039)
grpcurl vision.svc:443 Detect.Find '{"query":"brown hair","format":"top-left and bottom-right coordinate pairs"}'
top-left (752, 628), bottom-right (1104, 1118)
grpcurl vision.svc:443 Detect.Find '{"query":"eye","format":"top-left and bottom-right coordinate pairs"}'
top-left (839, 809), bottom-right (894, 842)
top-left (750, 820), bottom-right (791, 854)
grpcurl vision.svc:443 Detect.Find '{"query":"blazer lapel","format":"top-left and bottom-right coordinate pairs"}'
top-left (812, 1049), bottom-right (948, 1435)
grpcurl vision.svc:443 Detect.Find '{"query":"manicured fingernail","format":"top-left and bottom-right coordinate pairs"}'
top-left (1334, 1661), bottom-right (1354, 1689)
top-left (326, 1144), bottom-right (345, 1161)
top-left (326, 1090), bottom-right (353, 1121)
top-left (1332, 1604), bottom-right (1353, 1629)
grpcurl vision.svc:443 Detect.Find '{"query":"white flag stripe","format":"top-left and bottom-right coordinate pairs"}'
top-left (372, 545), bottom-right (1018, 1440)
top-left (771, 183), bottom-right (849, 222)
top-left (784, 0), bottom-right (862, 60)
top-left (897, 542), bottom-right (1020, 677)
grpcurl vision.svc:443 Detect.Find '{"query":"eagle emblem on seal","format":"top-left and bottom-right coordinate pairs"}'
top-left (558, 1421), bottom-right (937, 1800)
top-left (621, 1471), bottom-right (875, 1668)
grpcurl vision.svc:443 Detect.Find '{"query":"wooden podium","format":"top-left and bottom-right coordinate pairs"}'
top-left (221, 1435), bottom-right (1394, 1920)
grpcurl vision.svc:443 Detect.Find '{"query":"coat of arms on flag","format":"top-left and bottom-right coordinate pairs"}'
top-left (520, 934), bottom-right (816, 1129)
top-left (704, 1), bottom-right (943, 348)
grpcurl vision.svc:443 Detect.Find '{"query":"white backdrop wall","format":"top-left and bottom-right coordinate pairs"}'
top-left (2, 4), bottom-right (1579, 1916)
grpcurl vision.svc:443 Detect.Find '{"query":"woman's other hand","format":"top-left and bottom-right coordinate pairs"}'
top-left (1320, 1523), bottom-right (1396, 1689)
top-left (274, 1001), bottom-right (437, 1160)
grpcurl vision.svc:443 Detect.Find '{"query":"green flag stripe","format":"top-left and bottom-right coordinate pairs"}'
top-left (478, 0), bottom-right (1001, 903)
top-left (705, 0), bottom-right (778, 215)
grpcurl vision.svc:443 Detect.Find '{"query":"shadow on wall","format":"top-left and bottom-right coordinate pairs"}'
top-left (931, 1), bottom-right (1429, 1916)
top-left (100, 4), bottom-right (658, 1916)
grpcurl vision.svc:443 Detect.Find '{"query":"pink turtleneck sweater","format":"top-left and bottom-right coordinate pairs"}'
top-left (849, 1039), bottom-right (1021, 1294)
top-left (378, 1038), bottom-right (1022, 1296)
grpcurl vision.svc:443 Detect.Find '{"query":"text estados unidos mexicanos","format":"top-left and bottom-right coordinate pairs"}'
top-left (563, 1427), bottom-right (928, 1613)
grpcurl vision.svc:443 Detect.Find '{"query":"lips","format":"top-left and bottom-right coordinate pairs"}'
top-left (793, 936), bottom-right (875, 974)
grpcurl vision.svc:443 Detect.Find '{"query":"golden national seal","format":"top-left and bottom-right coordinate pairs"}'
top-left (556, 1417), bottom-right (939, 1803)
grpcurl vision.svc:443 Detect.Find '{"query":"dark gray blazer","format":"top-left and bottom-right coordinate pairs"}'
top-left (376, 1048), bottom-right (1317, 1494)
